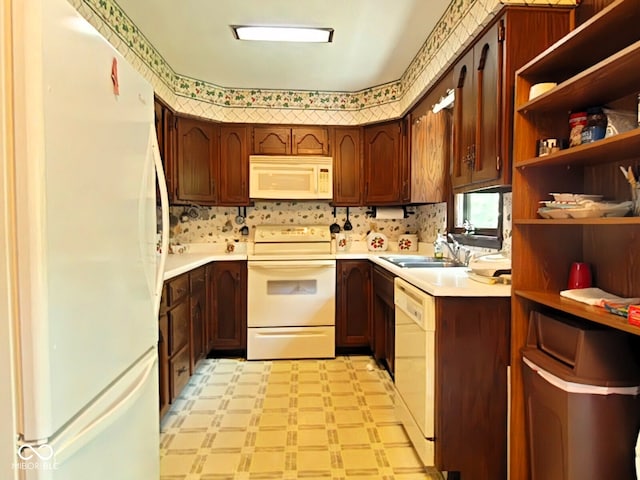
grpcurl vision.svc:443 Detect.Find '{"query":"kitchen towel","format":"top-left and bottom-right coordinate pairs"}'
top-left (560, 287), bottom-right (640, 307)
top-left (375, 207), bottom-right (404, 220)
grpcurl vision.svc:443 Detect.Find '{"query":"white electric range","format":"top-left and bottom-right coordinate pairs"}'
top-left (247, 225), bottom-right (336, 360)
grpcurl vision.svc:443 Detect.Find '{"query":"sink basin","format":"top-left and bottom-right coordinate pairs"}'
top-left (380, 255), bottom-right (464, 268)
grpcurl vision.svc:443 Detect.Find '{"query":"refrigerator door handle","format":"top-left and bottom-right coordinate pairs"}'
top-left (49, 349), bottom-right (157, 466)
top-left (150, 126), bottom-right (169, 316)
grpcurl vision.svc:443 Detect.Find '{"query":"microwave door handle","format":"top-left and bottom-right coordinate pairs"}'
top-left (313, 166), bottom-right (318, 193)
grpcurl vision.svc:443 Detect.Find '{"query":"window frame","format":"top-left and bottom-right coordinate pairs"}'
top-left (449, 189), bottom-right (505, 249)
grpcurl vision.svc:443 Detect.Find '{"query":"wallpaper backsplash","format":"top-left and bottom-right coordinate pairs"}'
top-left (168, 194), bottom-right (512, 253)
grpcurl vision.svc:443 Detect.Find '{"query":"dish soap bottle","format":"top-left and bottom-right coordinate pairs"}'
top-left (433, 232), bottom-right (445, 259)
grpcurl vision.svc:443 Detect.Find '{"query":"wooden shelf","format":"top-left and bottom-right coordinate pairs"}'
top-left (515, 290), bottom-right (640, 336)
top-left (517, 40), bottom-right (640, 114)
top-left (518, 0), bottom-right (640, 81)
top-left (514, 217), bottom-right (640, 226)
top-left (515, 128), bottom-right (640, 169)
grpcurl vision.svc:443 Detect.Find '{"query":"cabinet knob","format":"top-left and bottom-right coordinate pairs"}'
top-left (177, 366), bottom-right (188, 376)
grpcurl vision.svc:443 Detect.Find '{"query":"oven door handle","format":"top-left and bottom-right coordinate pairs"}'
top-left (248, 260), bottom-right (336, 269)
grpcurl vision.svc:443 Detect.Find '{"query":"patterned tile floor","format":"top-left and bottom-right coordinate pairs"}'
top-left (160, 356), bottom-right (444, 480)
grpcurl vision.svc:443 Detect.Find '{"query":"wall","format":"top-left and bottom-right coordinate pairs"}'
top-left (69, 0), bottom-right (578, 126)
top-left (166, 196), bottom-right (518, 254)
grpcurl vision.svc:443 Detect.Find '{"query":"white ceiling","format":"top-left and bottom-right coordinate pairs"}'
top-left (115, 0), bottom-right (452, 92)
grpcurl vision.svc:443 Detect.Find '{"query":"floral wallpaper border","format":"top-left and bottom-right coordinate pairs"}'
top-left (74, 0), bottom-right (576, 123)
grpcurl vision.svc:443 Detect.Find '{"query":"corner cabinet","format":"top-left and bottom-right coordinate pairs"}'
top-left (363, 120), bottom-right (408, 205)
top-left (451, 8), bottom-right (572, 193)
top-left (510, 2), bottom-right (640, 478)
top-left (176, 116), bottom-right (218, 204)
top-left (207, 261), bottom-right (247, 354)
top-left (336, 260), bottom-right (371, 349)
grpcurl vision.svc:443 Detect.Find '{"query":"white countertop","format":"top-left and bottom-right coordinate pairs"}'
top-left (163, 244), bottom-right (510, 297)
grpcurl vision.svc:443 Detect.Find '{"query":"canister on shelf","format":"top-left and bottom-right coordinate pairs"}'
top-left (581, 107), bottom-right (607, 144)
top-left (569, 111), bottom-right (587, 147)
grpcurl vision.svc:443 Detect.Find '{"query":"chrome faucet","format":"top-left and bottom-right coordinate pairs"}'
top-left (436, 233), bottom-right (471, 266)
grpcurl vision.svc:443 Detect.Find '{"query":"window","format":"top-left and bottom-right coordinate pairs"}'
top-left (452, 191), bottom-right (504, 249)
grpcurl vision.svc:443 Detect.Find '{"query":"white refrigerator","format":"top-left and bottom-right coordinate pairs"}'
top-left (10, 0), bottom-right (169, 477)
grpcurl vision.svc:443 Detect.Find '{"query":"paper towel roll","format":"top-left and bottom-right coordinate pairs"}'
top-left (375, 207), bottom-right (405, 219)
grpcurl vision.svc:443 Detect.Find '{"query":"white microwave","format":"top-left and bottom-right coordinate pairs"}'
top-left (249, 155), bottom-right (333, 200)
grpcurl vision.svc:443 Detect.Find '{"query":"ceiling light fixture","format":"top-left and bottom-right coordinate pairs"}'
top-left (231, 26), bottom-right (333, 43)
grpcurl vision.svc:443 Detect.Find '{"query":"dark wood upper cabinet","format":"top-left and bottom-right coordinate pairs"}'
top-left (363, 120), bottom-right (407, 205)
top-left (336, 260), bottom-right (371, 349)
top-left (252, 126), bottom-right (329, 155)
top-left (410, 110), bottom-right (450, 204)
top-left (291, 127), bottom-right (329, 155)
top-left (332, 127), bottom-right (362, 206)
top-left (176, 116), bottom-right (218, 204)
top-left (218, 124), bottom-right (250, 206)
top-left (452, 8), bottom-right (571, 193)
top-left (154, 98), bottom-right (176, 203)
top-left (252, 126), bottom-right (291, 155)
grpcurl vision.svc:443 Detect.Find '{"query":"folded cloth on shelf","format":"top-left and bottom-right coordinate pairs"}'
top-left (560, 287), bottom-right (640, 306)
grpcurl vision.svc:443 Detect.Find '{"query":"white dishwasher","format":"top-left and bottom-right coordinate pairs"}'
top-left (394, 277), bottom-right (436, 466)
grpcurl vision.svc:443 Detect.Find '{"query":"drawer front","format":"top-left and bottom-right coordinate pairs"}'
top-left (169, 344), bottom-right (190, 401)
top-left (167, 274), bottom-right (189, 306)
top-left (190, 266), bottom-right (206, 292)
top-left (168, 301), bottom-right (189, 355)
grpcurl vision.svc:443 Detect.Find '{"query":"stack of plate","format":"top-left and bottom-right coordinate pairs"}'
top-left (537, 193), bottom-right (632, 218)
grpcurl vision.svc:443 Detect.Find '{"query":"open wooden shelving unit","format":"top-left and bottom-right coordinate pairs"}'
top-left (510, 1), bottom-right (640, 479)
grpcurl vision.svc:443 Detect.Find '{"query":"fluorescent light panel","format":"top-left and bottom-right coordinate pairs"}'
top-left (232, 26), bottom-right (333, 43)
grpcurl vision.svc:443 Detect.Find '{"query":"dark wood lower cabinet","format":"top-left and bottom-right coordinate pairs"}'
top-left (372, 265), bottom-right (395, 376)
top-left (434, 296), bottom-right (510, 480)
top-left (158, 312), bottom-right (170, 418)
top-left (207, 261), bottom-right (247, 354)
top-left (336, 260), bottom-right (371, 350)
top-left (159, 261), bottom-right (248, 418)
top-left (189, 267), bottom-right (207, 372)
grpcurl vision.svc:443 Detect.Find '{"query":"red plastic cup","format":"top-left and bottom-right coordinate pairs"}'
top-left (568, 262), bottom-right (592, 289)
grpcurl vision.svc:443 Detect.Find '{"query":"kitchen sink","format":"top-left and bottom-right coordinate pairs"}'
top-left (379, 255), bottom-right (464, 268)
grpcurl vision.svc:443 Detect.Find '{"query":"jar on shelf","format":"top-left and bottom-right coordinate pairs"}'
top-left (569, 111), bottom-right (587, 147)
top-left (581, 107), bottom-right (607, 144)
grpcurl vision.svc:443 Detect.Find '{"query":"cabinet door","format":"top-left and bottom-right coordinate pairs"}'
top-left (411, 111), bottom-right (449, 203)
top-left (332, 127), bottom-right (362, 206)
top-left (452, 49), bottom-right (475, 189)
top-left (158, 313), bottom-right (170, 417)
top-left (208, 261), bottom-right (247, 352)
top-left (292, 127), bottom-right (330, 155)
top-left (336, 260), bottom-right (371, 348)
top-left (364, 121), bottom-right (405, 205)
top-left (252, 127), bottom-right (291, 155)
top-left (372, 265), bottom-right (395, 375)
top-left (472, 21), bottom-right (503, 186)
top-left (219, 125), bottom-right (250, 205)
top-left (176, 117), bottom-right (218, 204)
top-left (190, 271), bottom-right (207, 371)
top-left (154, 99), bottom-right (175, 203)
